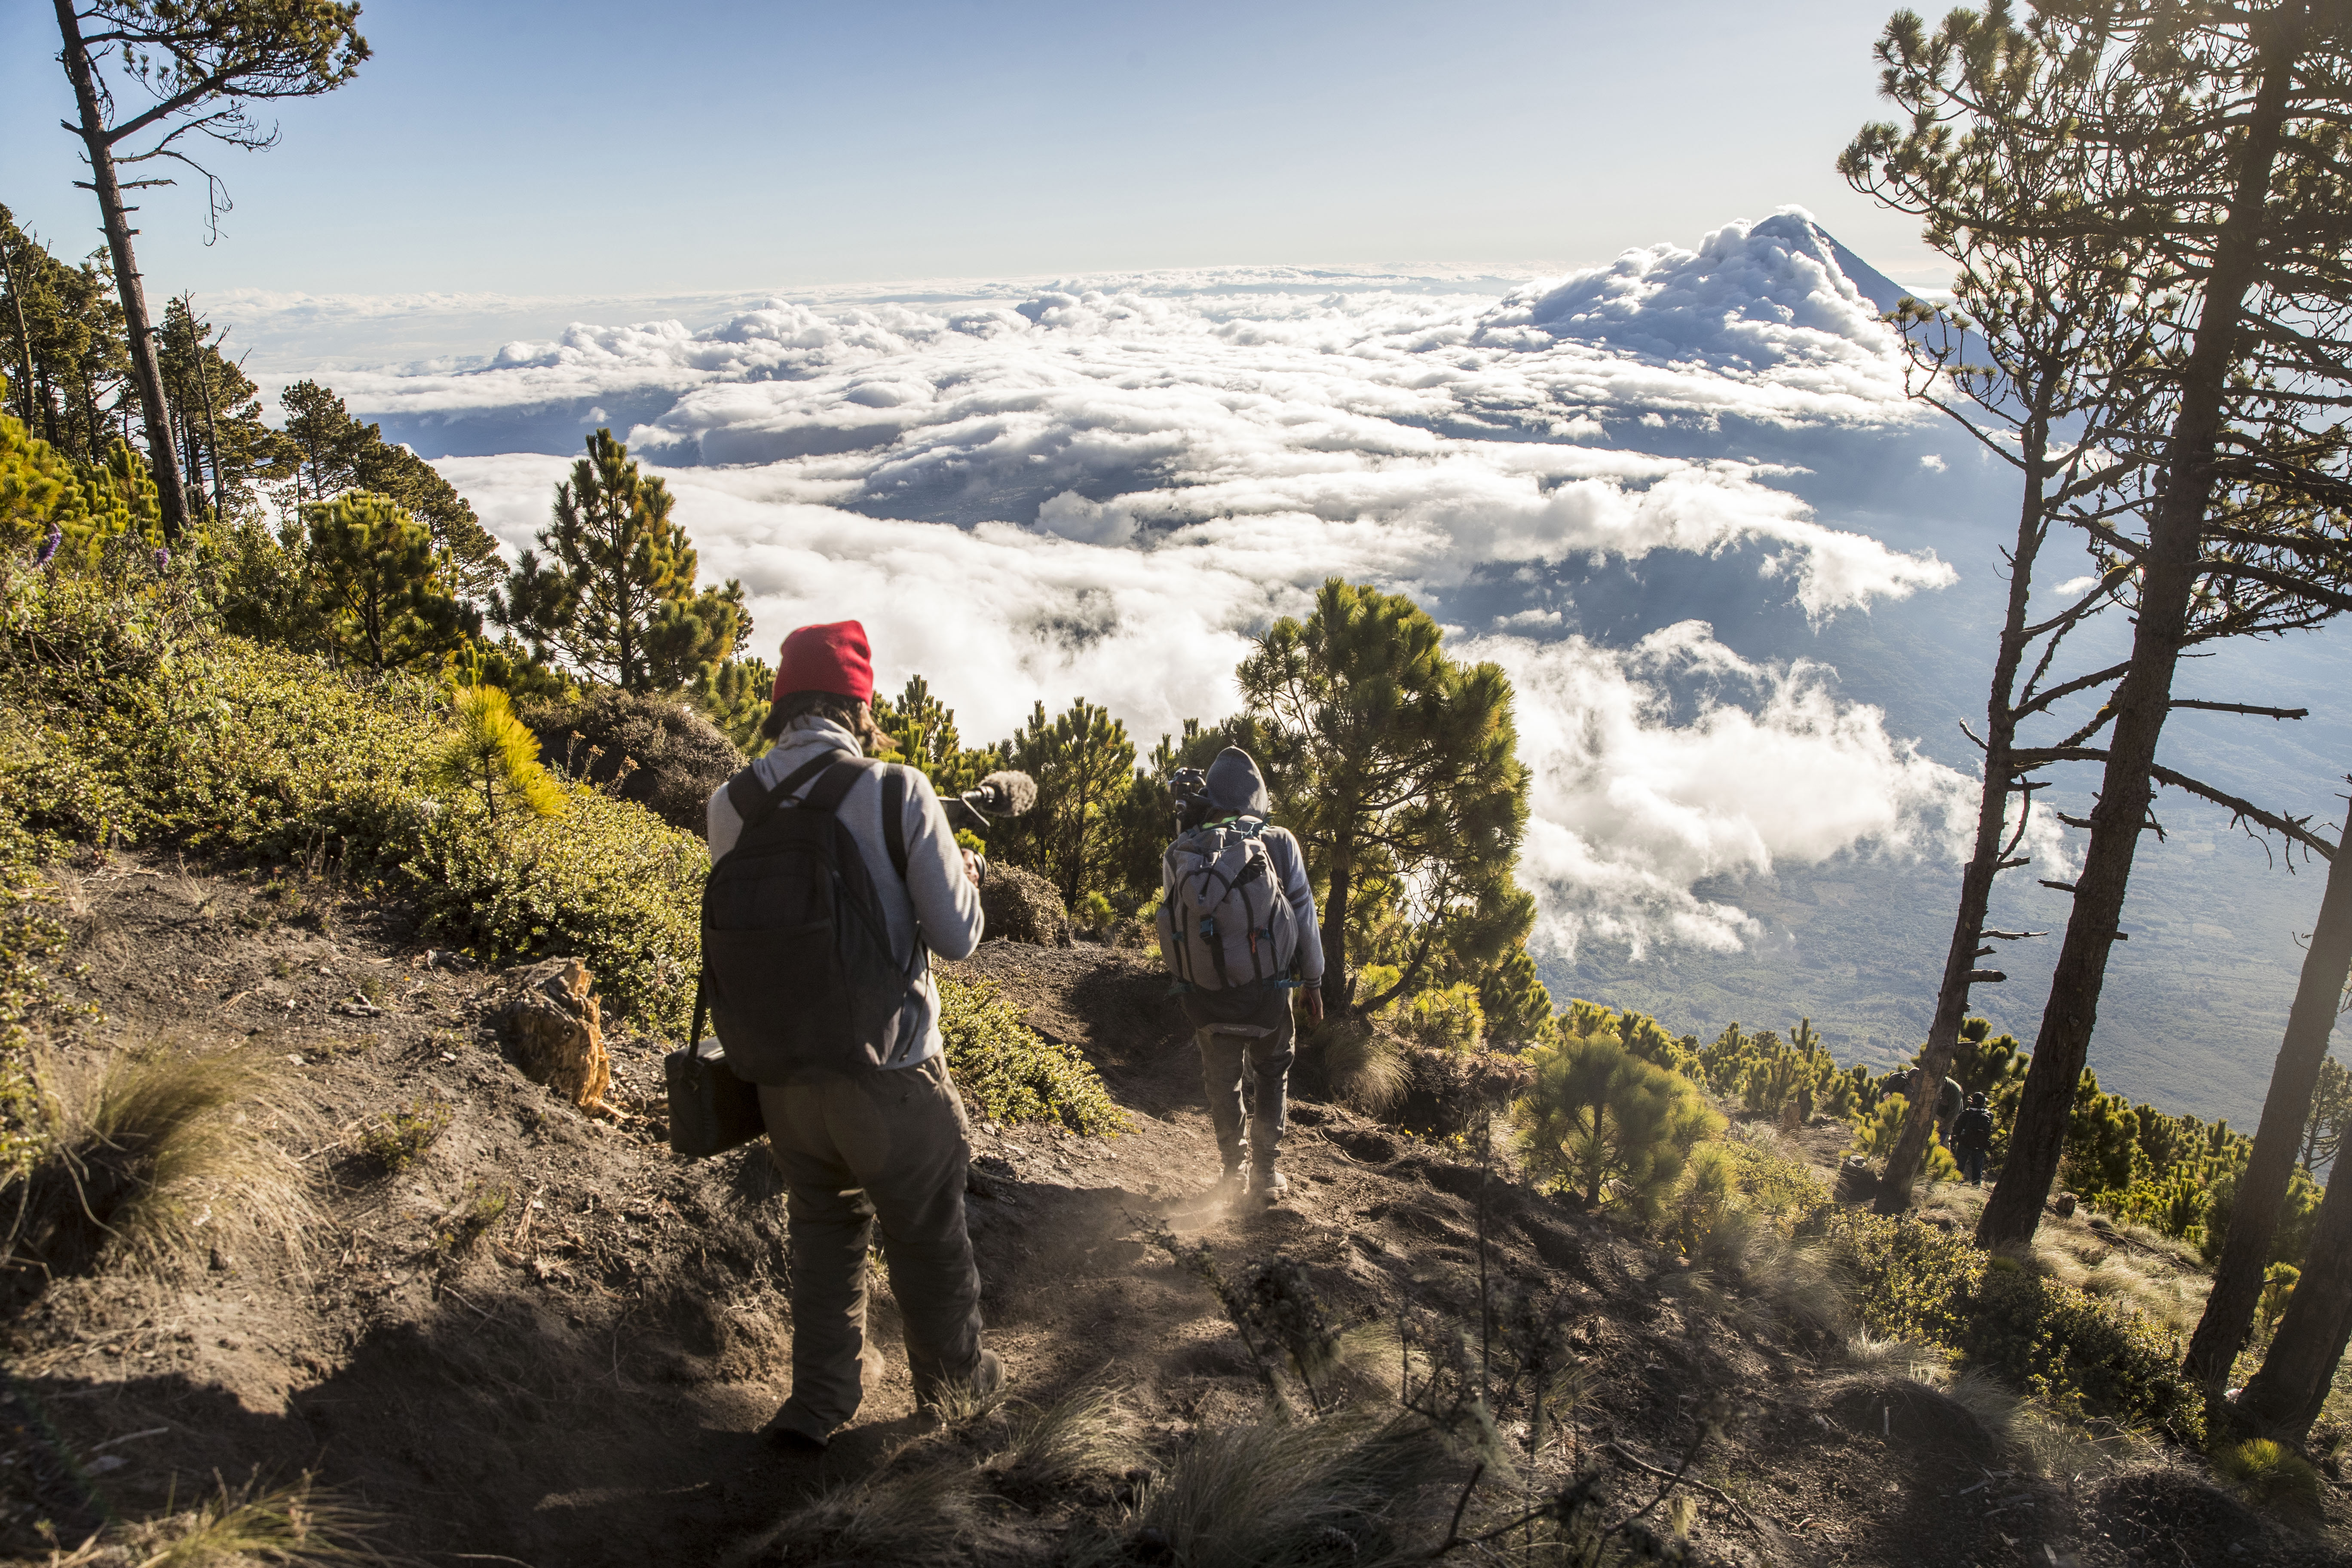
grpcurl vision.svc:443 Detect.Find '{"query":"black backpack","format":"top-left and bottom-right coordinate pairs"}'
top-left (699, 749), bottom-right (925, 1084)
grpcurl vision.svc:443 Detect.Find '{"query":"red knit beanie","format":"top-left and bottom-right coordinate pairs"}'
top-left (772, 620), bottom-right (874, 704)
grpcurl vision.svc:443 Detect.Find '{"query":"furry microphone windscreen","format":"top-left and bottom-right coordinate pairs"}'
top-left (979, 770), bottom-right (1038, 815)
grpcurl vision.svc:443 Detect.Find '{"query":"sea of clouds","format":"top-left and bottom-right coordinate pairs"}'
top-left (314, 210), bottom-right (2064, 971)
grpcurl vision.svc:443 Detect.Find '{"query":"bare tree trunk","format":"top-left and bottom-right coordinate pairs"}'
top-left (1878, 398), bottom-right (2054, 1213)
top-left (2234, 1154), bottom-right (2352, 1444)
top-left (2184, 817), bottom-right (2352, 1402)
top-left (1978, 6), bottom-right (2304, 1248)
top-left (52, 0), bottom-right (190, 542)
top-left (1, 238), bottom-right (36, 429)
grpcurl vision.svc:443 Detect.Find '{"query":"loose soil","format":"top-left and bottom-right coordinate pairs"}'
top-left (3, 856), bottom-right (2346, 1566)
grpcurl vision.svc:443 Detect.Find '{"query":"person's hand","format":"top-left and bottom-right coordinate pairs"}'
top-left (1302, 986), bottom-right (1326, 1023)
top-left (961, 848), bottom-right (984, 886)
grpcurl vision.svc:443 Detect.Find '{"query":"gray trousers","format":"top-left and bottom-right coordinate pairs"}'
top-left (757, 1056), bottom-right (984, 1442)
top-left (1191, 990), bottom-right (1296, 1173)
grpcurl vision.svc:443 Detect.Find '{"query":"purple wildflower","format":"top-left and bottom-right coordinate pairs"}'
top-left (153, 546), bottom-right (170, 572)
top-left (34, 524), bottom-right (61, 569)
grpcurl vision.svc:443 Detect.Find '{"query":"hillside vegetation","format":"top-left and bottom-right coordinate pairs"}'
top-left (3, 400), bottom-right (2349, 1562)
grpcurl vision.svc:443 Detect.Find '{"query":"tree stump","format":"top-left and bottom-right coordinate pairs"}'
top-left (500, 957), bottom-right (611, 1109)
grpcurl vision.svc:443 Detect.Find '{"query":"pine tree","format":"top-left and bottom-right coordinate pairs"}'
top-left (2235, 1156), bottom-right (2352, 1443)
top-left (277, 380), bottom-right (500, 597)
top-left (49, 1), bottom-right (369, 540)
top-left (492, 428), bottom-right (747, 692)
top-left (1000, 698), bottom-right (1136, 906)
top-left (303, 493), bottom-right (469, 673)
top-left (429, 685), bottom-right (566, 821)
top-left (2299, 1056), bottom-right (2352, 1175)
top-left (1517, 1025), bottom-right (1721, 1220)
top-left (1238, 578), bottom-right (1531, 1019)
top-left (692, 656), bottom-right (775, 752)
top-left (2185, 809), bottom-right (2352, 1400)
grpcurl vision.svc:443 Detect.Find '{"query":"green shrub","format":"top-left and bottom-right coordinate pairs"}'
top-left (356, 1096), bottom-right (453, 1172)
top-left (0, 629), bottom-right (707, 1033)
top-left (1516, 1029), bottom-right (1721, 1220)
top-left (404, 790), bottom-right (704, 1031)
top-left (1393, 983), bottom-right (1483, 1052)
top-left (937, 976), bottom-right (1126, 1136)
top-left (1959, 1262), bottom-right (2202, 1442)
top-left (1808, 1207), bottom-right (2202, 1443)
top-left (1849, 1092), bottom-right (1960, 1181)
top-left (2212, 1437), bottom-right (2324, 1510)
top-left (520, 685), bottom-right (741, 833)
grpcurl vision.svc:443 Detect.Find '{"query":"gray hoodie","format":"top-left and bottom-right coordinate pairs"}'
top-left (705, 716), bottom-right (984, 1066)
top-left (1175, 747), bottom-right (1325, 984)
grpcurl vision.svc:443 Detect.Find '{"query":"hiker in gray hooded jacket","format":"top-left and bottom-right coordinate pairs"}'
top-left (704, 619), bottom-right (996, 1452)
top-left (1162, 747), bottom-right (1324, 1207)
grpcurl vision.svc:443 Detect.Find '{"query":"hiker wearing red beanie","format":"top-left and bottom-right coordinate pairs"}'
top-left (704, 619), bottom-right (996, 1451)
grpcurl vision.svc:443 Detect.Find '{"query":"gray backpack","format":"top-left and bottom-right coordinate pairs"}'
top-left (1156, 818), bottom-right (1299, 991)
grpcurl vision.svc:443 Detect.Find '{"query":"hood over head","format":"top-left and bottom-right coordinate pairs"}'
top-left (1204, 747), bottom-right (1270, 818)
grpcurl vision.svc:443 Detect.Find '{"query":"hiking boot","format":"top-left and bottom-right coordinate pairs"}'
top-left (1250, 1167), bottom-right (1289, 1209)
top-left (1211, 1165), bottom-right (1248, 1205)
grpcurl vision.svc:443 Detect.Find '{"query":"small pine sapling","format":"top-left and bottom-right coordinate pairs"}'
top-left (431, 686), bottom-right (566, 821)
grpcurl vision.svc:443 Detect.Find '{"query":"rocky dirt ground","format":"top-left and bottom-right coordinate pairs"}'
top-left (2, 855), bottom-right (2346, 1566)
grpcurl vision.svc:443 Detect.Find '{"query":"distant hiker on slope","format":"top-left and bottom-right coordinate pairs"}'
top-left (702, 619), bottom-right (998, 1452)
top-left (1953, 1091), bottom-right (1994, 1186)
top-left (1157, 748), bottom-right (1324, 1209)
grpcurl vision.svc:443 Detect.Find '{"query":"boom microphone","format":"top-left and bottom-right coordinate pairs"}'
top-left (967, 770), bottom-right (1037, 817)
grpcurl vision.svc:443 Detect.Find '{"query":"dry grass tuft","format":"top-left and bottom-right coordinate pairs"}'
top-left (43, 1471), bottom-right (379, 1566)
top-left (741, 1464), bottom-right (976, 1567)
top-left (5, 1043), bottom-right (316, 1289)
top-left (1131, 1407), bottom-right (1443, 1568)
top-left (982, 1386), bottom-right (1145, 1491)
top-left (1320, 1019), bottom-right (1409, 1115)
top-left (1843, 1332), bottom-right (1947, 1382)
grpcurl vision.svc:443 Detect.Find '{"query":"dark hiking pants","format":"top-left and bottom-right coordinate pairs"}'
top-left (1189, 989), bottom-right (1296, 1174)
top-left (758, 1057), bottom-right (984, 1443)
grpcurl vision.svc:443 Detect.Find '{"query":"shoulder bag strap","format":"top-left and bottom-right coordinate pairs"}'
top-left (690, 968), bottom-right (708, 1050)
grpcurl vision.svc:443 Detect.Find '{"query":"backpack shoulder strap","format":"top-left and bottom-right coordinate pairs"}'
top-left (797, 754), bottom-right (869, 815)
top-left (881, 764), bottom-right (911, 884)
top-left (727, 750), bottom-right (846, 829)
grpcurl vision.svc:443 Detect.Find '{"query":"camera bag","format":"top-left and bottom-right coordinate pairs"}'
top-left (665, 974), bottom-right (767, 1158)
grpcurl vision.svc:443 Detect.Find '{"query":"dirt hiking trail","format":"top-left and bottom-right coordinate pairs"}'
top-left (1, 858), bottom-right (2343, 1567)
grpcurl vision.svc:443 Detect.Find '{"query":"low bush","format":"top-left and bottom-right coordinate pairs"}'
top-left (1809, 1207), bottom-right (2203, 1443)
top-left (937, 976), bottom-right (1126, 1136)
top-left (2212, 1437), bottom-right (2324, 1511)
top-left (1392, 982), bottom-right (1483, 1052)
top-left (356, 1095), bottom-right (453, 1172)
top-left (521, 685), bottom-right (741, 833)
top-left (1320, 1016), bottom-right (1409, 1115)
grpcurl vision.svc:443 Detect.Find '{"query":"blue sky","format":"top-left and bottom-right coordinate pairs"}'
top-left (4, 0), bottom-right (1944, 301)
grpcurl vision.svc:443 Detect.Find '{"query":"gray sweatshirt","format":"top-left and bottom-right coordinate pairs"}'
top-left (705, 716), bottom-right (984, 1067)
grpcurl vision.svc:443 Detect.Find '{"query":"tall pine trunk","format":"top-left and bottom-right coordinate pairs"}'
top-left (2234, 1153), bottom-right (2352, 1443)
top-left (1321, 836), bottom-right (1353, 1019)
top-left (52, 0), bottom-right (191, 542)
top-left (1978, 6), bottom-right (2306, 1248)
top-left (2184, 816), bottom-right (2352, 1402)
top-left (2, 239), bottom-right (35, 429)
top-left (1877, 394), bottom-right (2054, 1213)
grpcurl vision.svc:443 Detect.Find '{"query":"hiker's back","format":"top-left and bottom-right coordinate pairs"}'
top-left (1156, 817), bottom-right (1302, 1001)
top-left (702, 752), bottom-right (923, 1081)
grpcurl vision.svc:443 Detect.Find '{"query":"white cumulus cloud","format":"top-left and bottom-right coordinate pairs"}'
top-left (380, 212), bottom-right (1994, 960)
